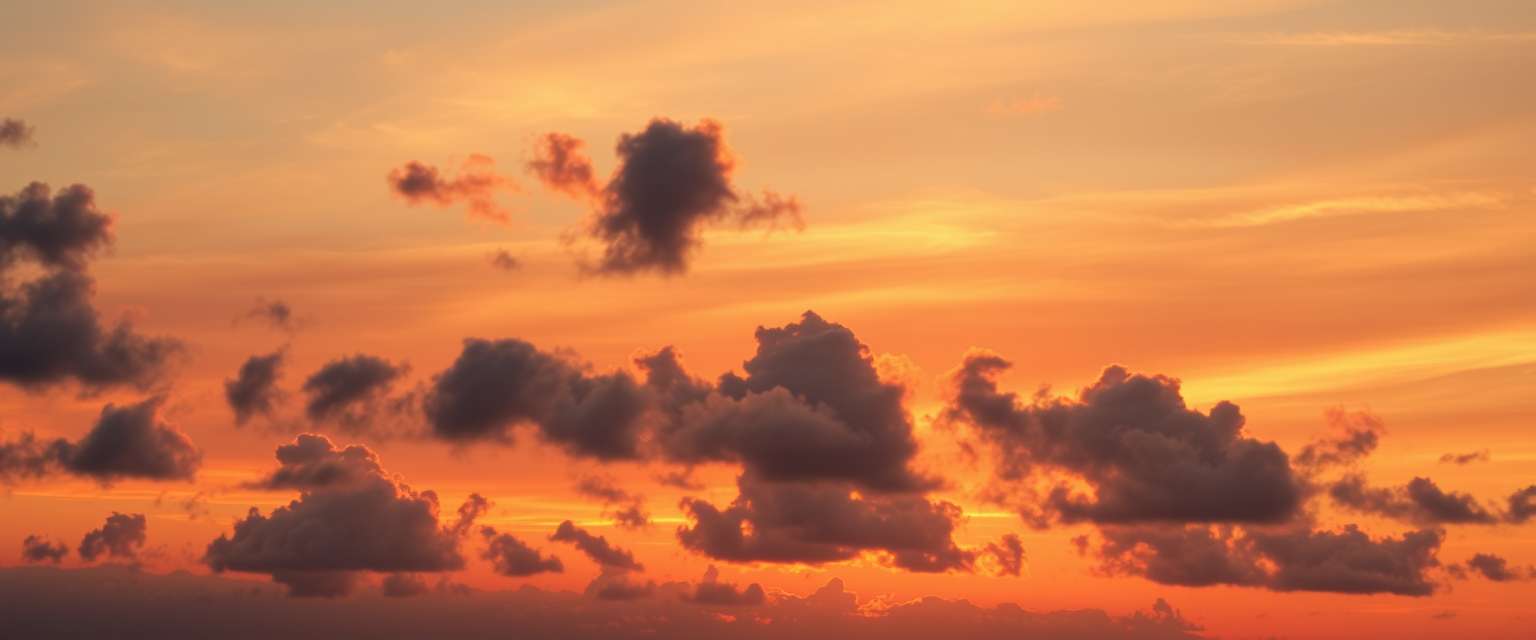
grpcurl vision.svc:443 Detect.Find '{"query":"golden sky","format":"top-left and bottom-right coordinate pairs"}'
top-left (2, 1), bottom-right (1534, 638)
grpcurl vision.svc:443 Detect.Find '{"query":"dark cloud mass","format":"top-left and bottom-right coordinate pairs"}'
top-left (1458, 553), bottom-right (1530, 582)
top-left (0, 118), bottom-right (35, 148)
top-left (575, 475), bottom-right (650, 529)
top-left (53, 397), bottom-right (202, 482)
top-left (528, 132), bottom-right (599, 198)
top-left (480, 527), bottom-right (563, 577)
top-left (0, 182), bottom-right (179, 391)
top-left (1092, 524), bottom-right (1444, 596)
top-left (387, 155), bottom-right (514, 223)
top-left (944, 353), bottom-right (1302, 525)
top-left (549, 521), bottom-right (643, 571)
top-left (1508, 485), bottom-right (1536, 524)
top-left (689, 565), bottom-right (766, 606)
top-left (423, 337), bottom-right (647, 459)
top-left (77, 513), bottom-right (147, 561)
top-left (21, 535), bottom-right (68, 563)
top-left (225, 350), bottom-right (285, 425)
top-left (302, 354), bottom-right (408, 428)
top-left (0, 566), bottom-right (1206, 640)
top-left (581, 118), bottom-right (802, 275)
top-left (205, 435), bottom-right (470, 596)
top-left (1295, 409), bottom-right (1383, 470)
top-left (1329, 475), bottom-right (1497, 525)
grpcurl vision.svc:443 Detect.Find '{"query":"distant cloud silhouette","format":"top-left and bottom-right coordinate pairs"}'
top-left (0, 118), bottom-right (34, 149)
top-left (225, 350), bottom-right (285, 425)
top-left (528, 132), bottom-right (599, 199)
top-left (387, 155), bottom-right (515, 223)
top-left (78, 513), bottom-right (147, 561)
top-left (21, 535), bottom-right (68, 563)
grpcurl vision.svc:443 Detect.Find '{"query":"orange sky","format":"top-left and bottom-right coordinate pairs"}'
top-left (2, 1), bottom-right (1535, 639)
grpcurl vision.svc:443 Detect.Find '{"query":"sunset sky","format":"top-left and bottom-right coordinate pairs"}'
top-left (2, 1), bottom-right (1535, 638)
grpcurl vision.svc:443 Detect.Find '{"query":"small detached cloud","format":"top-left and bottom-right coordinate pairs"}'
top-left (0, 118), bottom-right (35, 149)
top-left (387, 155), bottom-right (516, 223)
top-left (21, 535), bottom-right (69, 563)
top-left (78, 513), bottom-right (148, 562)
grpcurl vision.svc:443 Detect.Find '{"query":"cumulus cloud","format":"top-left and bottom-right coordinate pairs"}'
top-left (549, 521), bottom-right (643, 572)
top-left (571, 118), bottom-right (802, 275)
top-left (1294, 409), bottom-right (1383, 470)
top-left (688, 565), bottom-right (765, 606)
top-left (0, 118), bottom-right (35, 148)
top-left (21, 535), bottom-right (68, 563)
top-left (574, 474), bottom-right (649, 529)
top-left (1091, 524), bottom-right (1444, 596)
top-left (1508, 485), bottom-right (1536, 524)
top-left (528, 132), bottom-right (599, 199)
top-left (422, 338), bottom-right (648, 459)
top-left (0, 431), bottom-right (60, 482)
top-left (983, 534), bottom-right (1026, 577)
top-left (0, 565), bottom-right (1206, 640)
top-left (301, 354), bottom-right (409, 430)
top-left (479, 527), bottom-right (563, 577)
top-left (225, 350), bottom-right (285, 425)
top-left (2, 397), bottom-right (206, 484)
top-left (1329, 475), bottom-right (1498, 525)
top-left (1448, 553), bottom-right (1531, 582)
top-left (0, 182), bottom-right (180, 391)
top-left (944, 353), bottom-right (1302, 525)
top-left (387, 155), bottom-right (515, 223)
top-left (78, 513), bottom-right (147, 562)
top-left (205, 434), bottom-right (473, 597)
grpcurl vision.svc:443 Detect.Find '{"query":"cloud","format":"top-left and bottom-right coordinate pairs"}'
top-left (1453, 553), bottom-right (1531, 582)
top-left (447, 493), bottom-right (490, 538)
top-left (488, 249), bottom-right (520, 271)
top-left (678, 471), bottom-right (973, 573)
top-left (301, 354), bottom-right (409, 430)
top-left (1295, 409), bottom-right (1383, 470)
top-left (48, 397), bottom-right (202, 483)
top-left (422, 337), bottom-right (648, 460)
top-left (225, 350), bottom-right (285, 425)
top-left (242, 298), bottom-right (296, 331)
top-left (0, 182), bottom-right (180, 391)
top-left (574, 475), bottom-right (649, 529)
top-left (584, 567), bottom-right (655, 601)
top-left (21, 535), bottom-right (68, 563)
top-left (943, 353), bottom-right (1302, 525)
top-left (688, 565), bottom-right (765, 606)
top-left (387, 155), bottom-right (515, 223)
top-left (549, 521), bottom-right (643, 572)
top-left (0, 118), bottom-right (36, 149)
top-left (1439, 450), bottom-right (1490, 465)
top-left (78, 513), bottom-right (147, 562)
top-left (0, 565), bottom-right (1207, 640)
top-left (1329, 475), bottom-right (1498, 525)
top-left (528, 132), bottom-right (599, 199)
top-left (204, 434), bottom-right (473, 597)
top-left (0, 431), bottom-right (61, 483)
top-left (1091, 524), bottom-right (1444, 596)
top-left (577, 118), bottom-right (802, 275)
top-left (982, 534), bottom-right (1026, 577)
top-left (1506, 485), bottom-right (1536, 524)
top-left (479, 527), bottom-right (563, 577)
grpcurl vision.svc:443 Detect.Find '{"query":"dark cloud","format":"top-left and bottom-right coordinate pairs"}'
top-left (1507, 485), bottom-right (1536, 524)
top-left (944, 353), bottom-right (1302, 525)
top-left (1439, 449), bottom-right (1490, 465)
top-left (1, 270), bottom-right (179, 391)
top-left (983, 534), bottom-right (1026, 577)
top-left (549, 520), bottom-right (643, 572)
top-left (0, 565), bottom-right (1207, 640)
top-left (688, 565), bottom-right (765, 606)
top-left (21, 535), bottom-right (68, 563)
top-left (678, 472), bottom-right (973, 573)
top-left (1457, 553), bottom-right (1530, 582)
top-left (243, 433), bottom-right (384, 491)
top-left (225, 350), bottom-right (285, 425)
top-left (0, 118), bottom-right (35, 148)
top-left (479, 526), bottom-right (563, 577)
top-left (54, 397), bottom-right (202, 482)
top-left (584, 567), bottom-right (655, 601)
top-left (1091, 524), bottom-right (1444, 596)
top-left (489, 249), bottom-right (520, 271)
top-left (243, 298), bottom-right (295, 331)
top-left (1329, 475), bottom-right (1497, 525)
top-left (528, 132), bottom-right (599, 199)
top-left (78, 513), bottom-right (147, 562)
top-left (205, 434), bottom-right (469, 596)
top-left (448, 493), bottom-right (490, 538)
top-left (387, 155), bottom-right (514, 223)
top-left (581, 118), bottom-right (802, 275)
top-left (1, 182), bottom-right (111, 271)
top-left (658, 312), bottom-right (931, 492)
top-left (574, 475), bottom-right (649, 529)
top-left (423, 337), bottom-right (648, 460)
top-left (382, 573), bottom-right (430, 597)
top-left (0, 431), bottom-right (61, 482)
top-left (301, 354), bottom-right (408, 429)
top-left (1295, 409), bottom-right (1383, 470)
